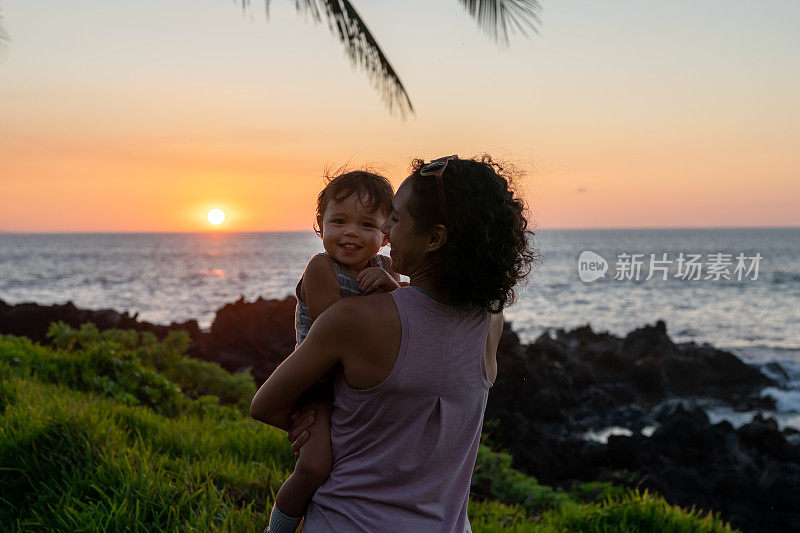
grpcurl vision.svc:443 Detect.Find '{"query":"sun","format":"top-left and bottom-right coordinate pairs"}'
top-left (207, 208), bottom-right (226, 226)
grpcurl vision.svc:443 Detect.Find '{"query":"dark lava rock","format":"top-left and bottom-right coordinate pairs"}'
top-left (662, 343), bottom-right (771, 397)
top-left (622, 319), bottom-right (673, 360)
top-left (520, 322), bottom-right (774, 422)
top-left (188, 296), bottom-right (296, 384)
top-left (494, 403), bottom-right (800, 532)
top-left (483, 321), bottom-right (788, 532)
top-left (620, 412), bottom-right (800, 532)
top-left (0, 299), bottom-right (201, 342)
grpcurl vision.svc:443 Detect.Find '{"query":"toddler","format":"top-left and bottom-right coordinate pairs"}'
top-left (267, 170), bottom-right (400, 533)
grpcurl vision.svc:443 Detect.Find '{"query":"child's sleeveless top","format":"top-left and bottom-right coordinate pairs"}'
top-left (294, 252), bottom-right (391, 347)
top-left (303, 286), bottom-right (493, 532)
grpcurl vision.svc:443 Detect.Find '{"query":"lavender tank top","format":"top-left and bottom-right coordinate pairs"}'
top-left (304, 286), bottom-right (493, 532)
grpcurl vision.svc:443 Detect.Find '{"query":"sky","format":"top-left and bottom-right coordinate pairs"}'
top-left (1, 0), bottom-right (799, 232)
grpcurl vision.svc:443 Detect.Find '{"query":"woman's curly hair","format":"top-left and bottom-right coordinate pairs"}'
top-left (406, 155), bottom-right (537, 313)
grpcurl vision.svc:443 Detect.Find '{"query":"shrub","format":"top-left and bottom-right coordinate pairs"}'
top-left (1, 334), bottom-right (185, 415)
top-left (162, 358), bottom-right (255, 411)
top-left (472, 444), bottom-right (572, 515)
top-left (536, 489), bottom-right (736, 532)
top-left (42, 323), bottom-right (255, 411)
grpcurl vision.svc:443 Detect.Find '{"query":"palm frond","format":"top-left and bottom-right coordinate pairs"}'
top-left (247, 0), bottom-right (414, 117)
top-left (458, 0), bottom-right (541, 45)
top-left (0, 10), bottom-right (9, 52)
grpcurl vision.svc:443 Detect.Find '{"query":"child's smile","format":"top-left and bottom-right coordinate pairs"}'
top-left (318, 193), bottom-right (389, 275)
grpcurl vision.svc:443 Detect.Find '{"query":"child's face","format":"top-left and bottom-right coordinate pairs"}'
top-left (318, 193), bottom-right (389, 272)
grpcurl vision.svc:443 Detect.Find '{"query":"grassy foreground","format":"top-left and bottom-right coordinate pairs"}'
top-left (0, 324), bottom-right (737, 532)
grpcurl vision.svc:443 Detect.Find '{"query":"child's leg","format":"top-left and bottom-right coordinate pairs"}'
top-left (273, 401), bottom-right (332, 519)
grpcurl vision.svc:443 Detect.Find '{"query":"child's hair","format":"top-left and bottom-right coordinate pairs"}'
top-left (315, 170), bottom-right (394, 237)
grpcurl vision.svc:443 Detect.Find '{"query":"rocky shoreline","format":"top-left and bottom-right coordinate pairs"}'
top-left (1, 297), bottom-right (798, 532)
top-left (487, 322), bottom-right (799, 532)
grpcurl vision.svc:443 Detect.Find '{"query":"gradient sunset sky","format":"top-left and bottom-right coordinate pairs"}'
top-left (1, 0), bottom-right (798, 232)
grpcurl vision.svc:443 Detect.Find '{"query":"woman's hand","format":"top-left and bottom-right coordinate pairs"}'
top-left (358, 267), bottom-right (401, 293)
top-left (287, 409), bottom-right (316, 458)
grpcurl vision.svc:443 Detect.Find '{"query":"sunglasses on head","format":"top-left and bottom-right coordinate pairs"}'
top-left (419, 155), bottom-right (458, 221)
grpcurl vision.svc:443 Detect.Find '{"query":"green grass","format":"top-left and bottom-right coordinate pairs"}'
top-left (0, 328), bottom-right (738, 532)
top-left (533, 490), bottom-right (737, 532)
top-left (0, 376), bottom-right (284, 531)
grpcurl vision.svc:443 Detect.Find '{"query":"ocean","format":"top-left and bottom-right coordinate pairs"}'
top-left (2, 229), bottom-right (799, 425)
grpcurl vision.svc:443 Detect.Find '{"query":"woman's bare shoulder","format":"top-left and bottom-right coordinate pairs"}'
top-left (330, 293), bottom-right (401, 389)
top-left (324, 293), bottom-right (399, 352)
top-left (329, 292), bottom-right (398, 328)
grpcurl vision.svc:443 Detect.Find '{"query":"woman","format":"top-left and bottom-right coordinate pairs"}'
top-left (251, 155), bottom-right (534, 531)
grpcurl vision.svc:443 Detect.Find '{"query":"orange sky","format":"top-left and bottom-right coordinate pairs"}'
top-left (1, 1), bottom-right (798, 232)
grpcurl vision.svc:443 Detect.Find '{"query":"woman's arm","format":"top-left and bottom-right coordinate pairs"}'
top-left (484, 312), bottom-right (504, 384)
top-left (250, 304), bottom-right (350, 430)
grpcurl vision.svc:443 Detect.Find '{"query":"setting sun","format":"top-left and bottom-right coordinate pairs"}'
top-left (207, 209), bottom-right (226, 226)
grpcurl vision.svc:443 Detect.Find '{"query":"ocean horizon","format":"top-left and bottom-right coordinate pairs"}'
top-left (2, 225), bottom-right (798, 234)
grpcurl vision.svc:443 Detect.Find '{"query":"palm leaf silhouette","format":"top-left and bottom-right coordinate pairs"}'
top-left (248, 0), bottom-right (540, 116)
top-left (0, 9), bottom-right (9, 52)
top-left (0, 2), bottom-right (541, 113)
top-left (458, 0), bottom-right (541, 45)
top-left (257, 0), bottom-right (415, 116)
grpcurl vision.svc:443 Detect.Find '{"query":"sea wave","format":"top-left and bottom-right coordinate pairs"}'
top-left (761, 387), bottom-right (800, 414)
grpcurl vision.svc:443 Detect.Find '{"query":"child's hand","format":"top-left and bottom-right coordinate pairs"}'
top-left (288, 409), bottom-right (315, 458)
top-left (357, 267), bottom-right (401, 293)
